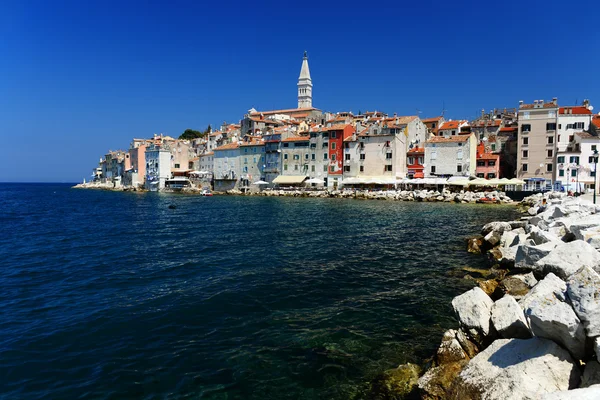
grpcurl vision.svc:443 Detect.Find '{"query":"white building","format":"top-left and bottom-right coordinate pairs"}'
top-left (213, 142), bottom-right (241, 191)
top-left (555, 105), bottom-right (593, 152)
top-left (424, 133), bottom-right (477, 177)
top-left (556, 131), bottom-right (600, 192)
top-left (437, 120), bottom-right (469, 137)
top-left (239, 139), bottom-right (266, 188)
top-left (145, 145), bottom-right (171, 190)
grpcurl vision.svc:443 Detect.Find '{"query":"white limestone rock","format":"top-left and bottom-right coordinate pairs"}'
top-left (570, 215), bottom-right (600, 240)
top-left (455, 338), bottom-right (580, 399)
top-left (581, 360), bottom-right (600, 388)
top-left (514, 242), bottom-right (559, 270)
top-left (534, 240), bottom-right (600, 280)
top-left (452, 287), bottom-right (494, 337)
top-left (522, 274), bottom-right (587, 360)
top-left (484, 230), bottom-right (502, 246)
top-left (482, 221), bottom-right (512, 236)
top-left (528, 206), bottom-right (539, 215)
top-left (500, 230), bottom-right (518, 248)
top-left (437, 329), bottom-right (469, 364)
top-left (491, 295), bottom-right (531, 339)
top-left (529, 226), bottom-right (561, 245)
top-left (541, 384), bottom-right (600, 399)
top-left (567, 266), bottom-right (600, 337)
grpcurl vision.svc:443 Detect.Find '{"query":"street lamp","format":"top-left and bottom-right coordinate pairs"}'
top-left (594, 149), bottom-right (599, 204)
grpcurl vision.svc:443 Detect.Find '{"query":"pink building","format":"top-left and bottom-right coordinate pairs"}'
top-left (475, 142), bottom-right (500, 178)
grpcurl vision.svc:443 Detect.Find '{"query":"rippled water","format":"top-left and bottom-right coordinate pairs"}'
top-left (0, 183), bottom-right (518, 399)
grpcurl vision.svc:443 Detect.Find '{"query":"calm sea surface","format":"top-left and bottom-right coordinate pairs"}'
top-left (0, 183), bottom-right (518, 399)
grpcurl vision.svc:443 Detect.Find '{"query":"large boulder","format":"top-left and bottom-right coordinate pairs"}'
top-left (481, 221), bottom-right (512, 236)
top-left (522, 274), bottom-right (587, 360)
top-left (534, 240), bottom-right (600, 280)
top-left (499, 272), bottom-right (538, 300)
top-left (491, 295), bottom-right (532, 339)
top-left (570, 215), bottom-right (600, 240)
top-left (452, 287), bottom-right (494, 339)
top-left (541, 384), bottom-right (600, 399)
top-left (567, 266), bottom-right (600, 337)
top-left (418, 361), bottom-right (467, 400)
top-left (451, 338), bottom-right (580, 399)
top-left (528, 226), bottom-right (561, 245)
top-left (437, 330), bottom-right (469, 364)
top-left (514, 242), bottom-right (559, 270)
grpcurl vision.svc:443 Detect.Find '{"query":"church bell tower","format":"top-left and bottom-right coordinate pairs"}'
top-left (297, 51), bottom-right (313, 109)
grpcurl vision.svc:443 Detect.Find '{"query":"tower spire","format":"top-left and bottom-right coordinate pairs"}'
top-left (297, 51), bottom-right (312, 108)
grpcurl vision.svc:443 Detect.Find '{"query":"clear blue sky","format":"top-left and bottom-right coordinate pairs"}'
top-left (1, 0), bottom-right (598, 182)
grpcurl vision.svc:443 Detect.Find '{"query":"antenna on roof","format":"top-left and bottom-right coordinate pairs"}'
top-left (441, 101), bottom-right (447, 118)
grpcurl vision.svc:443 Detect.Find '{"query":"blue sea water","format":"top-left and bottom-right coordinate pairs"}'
top-left (0, 183), bottom-right (519, 399)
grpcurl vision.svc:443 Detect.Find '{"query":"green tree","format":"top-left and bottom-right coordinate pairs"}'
top-left (178, 128), bottom-right (203, 140)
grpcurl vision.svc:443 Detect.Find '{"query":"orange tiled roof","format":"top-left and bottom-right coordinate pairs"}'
top-left (214, 142), bottom-right (240, 151)
top-left (499, 127), bottom-right (518, 132)
top-left (202, 152), bottom-right (214, 156)
top-left (477, 153), bottom-right (499, 160)
top-left (407, 147), bottom-right (424, 154)
top-left (282, 135), bottom-right (310, 142)
top-left (325, 124), bottom-right (352, 131)
top-left (421, 116), bottom-right (443, 123)
top-left (249, 107), bottom-right (318, 115)
top-left (592, 116), bottom-right (600, 129)
top-left (439, 120), bottom-right (467, 130)
top-left (559, 106), bottom-right (592, 115)
top-left (426, 135), bottom-right (471, 143)
top-left (520, 102), bottom-right (558, 109)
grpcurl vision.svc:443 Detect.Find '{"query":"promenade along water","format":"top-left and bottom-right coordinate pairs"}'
top-left (0, 183), bottom-right (519, 399)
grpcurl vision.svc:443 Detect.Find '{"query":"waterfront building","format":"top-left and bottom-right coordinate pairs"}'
top-left (263, 130), bottom-right (282, 184)
top-left (144, 145), bottom-right (171, 190)
top-left (516, 99), bottom-right (559, 190)
top-left (326, 124), bottom-right (355, 189)
top-left (555, 131), bottom-right (600, 192)
top-left (407, 147), bottom-right (425, 178)
top-left (213, 142), bottom-right (241, 191)
top-left (555, 103), bottom-right (593, 153)
top-left (308, 125), bottom-right (331, 186)
top-left (496, 126), bottom-right (519, 178)
top-left (123, 139), bottom-right (148, 188)
top-left (437, 120), bottom-right (469, 137)
top-left (239, 137), bottom-right (266, 187)
top-left (275, 135), bottom-right (310, 186)
top-left (170, 140), bottom-right (194, 175)
top-left (475, 142), bottom-right (500, 179)
top-left (424, 133), bottom-right (477, 178)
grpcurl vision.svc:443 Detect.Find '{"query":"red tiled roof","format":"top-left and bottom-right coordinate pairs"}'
top-left (407, 146), bottom-right (424, 154)
top-left (520, 102), bottom-right (558, 109)
top-left (421, 116), bottom-right (443, 123)
top-left (477, 153), bottom-right (499, 160)
top-left (426, 135), bottom-right (471, 143)
top-left (325, 124), bottom-right (352, 131)
top-left (559, 106), bottom-right (592, 115)
top-left (592, 116), bottom-right (600, 129)
top-left (499, 127), bottom-right (518, 132)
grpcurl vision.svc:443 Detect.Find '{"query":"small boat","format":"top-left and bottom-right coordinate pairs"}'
top-left (476, 197), bottom-right (498, 204)
top-left (200, 188), bottom-right (213, 197)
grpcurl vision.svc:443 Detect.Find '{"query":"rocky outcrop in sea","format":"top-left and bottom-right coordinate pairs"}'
top-left (393, 192), bottom-right (600, 399)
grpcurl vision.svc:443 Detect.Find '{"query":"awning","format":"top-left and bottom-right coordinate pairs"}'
top-left (272, 175), bottom-right (307, 184)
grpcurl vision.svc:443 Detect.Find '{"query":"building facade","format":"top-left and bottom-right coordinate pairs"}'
top-left (424, 134), bottom-right (476, 178)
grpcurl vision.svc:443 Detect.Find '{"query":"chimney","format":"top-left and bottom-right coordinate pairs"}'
top-left (540, 100), bottom-right (545, 106)
top-left (552, 97), bottom-right (558, 105)
top-left (583, 99), bottom-right (590, 109)
top-left (519, 100), bottom-right (524, 107)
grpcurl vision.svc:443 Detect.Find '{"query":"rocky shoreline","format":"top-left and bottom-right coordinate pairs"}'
top-left (377, 192), bottom-right (600, 399)
top-left (73, 182), bottom-right (514, 204)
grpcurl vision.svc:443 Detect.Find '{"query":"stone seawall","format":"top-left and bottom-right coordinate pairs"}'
top-left (381, 192), bottom-right (600, 399)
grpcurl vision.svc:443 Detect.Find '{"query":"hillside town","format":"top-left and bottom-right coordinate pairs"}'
top-left (87, 52), bottom-right (600, 194)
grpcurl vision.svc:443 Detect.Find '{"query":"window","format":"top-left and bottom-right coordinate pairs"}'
top-left (547, 136), bottom-right (554, 144)
top-left (345, 154), bottom-right (350, 161)
top-left (385, 140), bottom-right (390, 147)
top-left (522, 150), bottom-right (529, 158)
top-left (322, 143), bottom-right (328, 148)
top-left (331, 132), bottom-right (337, 138)
top-left (457, 164), bottom-right (462, 173)
top-left (311, 165), bottom-right (315, 172)
top-left (547, 150), bottom-right (553, 158)
top-left (385, 165), bottom-right (392, 171)
top-left (311, 153), bottom-right (315, 160)
top-left (569, 135), bottom-right (575, 143)
top-left (558, 156), bottom-right (565, 163)
top-left (305, 154), bottom-right (309, 160)
top-left (331, 154), bottom-right (336, 161)
top-left (457, 150), bottom-right (463, 160)
top-left (283, 143), bottom-right (288, 148)
top-left (323, 165), bottom-right (327, 172)
top-left (594, 145), bottom-right (598, 151)
top-left (546, 123), bottom-right (557, 131)
top-left (174, 163), bottom-right (180, 168)
top-left (431, 165), bottom-right (436, 174)
top-left (548, 111), bottom-right (556, 118)
top-left (477, 161), bottom-right (485, 167)
top-left (491, 144), bottom-right (496, 151)
top-left (408, 156), bottom-right (414, 165)
top-left (331, 142), bottom-right (336, 150)
top-left (284, 154), bottom-right (288, 160)
top-left (431, 150), bottom-right (437, 160)
top-left (330, 166), bottom-right (335, 172)
top-left (546, 164), bottom-right (553, 172)
top-left (418, 157), bottom-right (424, 164)
top-left (559, 169), bottom-right (565, 177)
top-left (244, 148), bottom-right (248, 153)
top-left (570, 156), bottom-right (580, 164)
top-left (322, 132), bottom-right (329, 138)
top-left (386, 153), bottom-right (392, 159)
top-left (310, 143), bottom-right (316, 149)
top-left (523, 112), bottom-right (530, 119)
top-left (558, 135), bottom-right (561, 142)
top-left (294, 165), bottom-right (298, 171)
top-left (452, 130), bottom-right (456, 135)
top-left (571, 169), bottom-right (577, 177)
top-left (253, 157), bottom-right (257, 163)
top-left (323, 153), bottom-right (328, 160)
top-left (360, 166), bottom-right (364, 172)
top-left (487, 173), bottom-right (496, 178)
top-left (344, 165), bottom-right (350, 172)
top-left (591, 156), bottom-right (597, 163)
top-left (522, 124), bottom-right (531, 132)
top-left (360, 154), bottom-right (365, 160)
top-left (243, 166), bottom-right (248, 172)
top-left (592, 170), bottom-right (596, 177)
top-left (488, 160), bottom-right (496, 166)
top-left (284, 164), bottom-right (288, 171)
top-left (522, 164), bottom-right (528, 172)
top-left (477, 173), bottom-right (485, 178)
top-left (293, 154), bottom-right (299, 160)
top-left (244, 158), bottom-right (248, 164)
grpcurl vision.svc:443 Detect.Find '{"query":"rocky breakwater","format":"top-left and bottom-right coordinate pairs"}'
top-left (410, 192), bottom-right (600, 399)
top-left (229, 188), bottom-right (514, 203)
